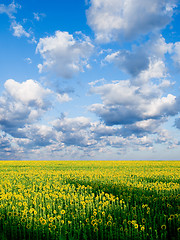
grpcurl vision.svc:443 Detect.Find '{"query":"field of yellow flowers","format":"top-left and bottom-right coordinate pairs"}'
top-left (0, 161), bottom-right (179, 240)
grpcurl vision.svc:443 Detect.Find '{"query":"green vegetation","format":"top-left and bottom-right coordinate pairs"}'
top-left (0, 161), bottom-right (179, 239)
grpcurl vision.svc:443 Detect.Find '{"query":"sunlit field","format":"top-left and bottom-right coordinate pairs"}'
top-left (0, 161), bottom-right (179, 240)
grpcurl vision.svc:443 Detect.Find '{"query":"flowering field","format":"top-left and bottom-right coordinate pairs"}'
top-left (0, 161), bottom-right (179, 240)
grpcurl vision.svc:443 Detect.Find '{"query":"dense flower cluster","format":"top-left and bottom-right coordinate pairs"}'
top-left (0, 161), bottom-right (179, 240)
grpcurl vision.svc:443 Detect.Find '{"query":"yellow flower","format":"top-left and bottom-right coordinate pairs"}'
top-left (40, 219), bottom-right (47, 225)
top-left (21, 218), bottom-right (26, 223)
top-left (134, 224), bottom-right (138, 229)
top-left (102, 211), bottom-right (105, 216)
top-left (61, 209), bottom-right (65, 215)
top-left (161, 225), bottom-right (166, 230)
top-left (91, 220), bottom-right (96, 225)
top-left (98, 219), bottom-right (102, 224)
top-left (49, 217), bottom-right (54, 222)
top-left (141, 226), bottom-right (145, 231)
top-left (26, 223), bottom-right (31, 229)
top-left (107, 221), bottom-right (112, 226)
top-left (52, 225), bottom-right (56, 230)
top-left (142, 218), bottom-right (146, 224)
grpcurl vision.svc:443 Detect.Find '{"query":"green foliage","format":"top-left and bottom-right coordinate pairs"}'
top-left (0, 161), bottom-right (179, 240)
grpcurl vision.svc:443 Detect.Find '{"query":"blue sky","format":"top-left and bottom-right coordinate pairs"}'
top-left (0, 0), bottom-right (180, 160)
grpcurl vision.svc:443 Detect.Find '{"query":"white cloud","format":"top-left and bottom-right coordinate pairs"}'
top-left (33, 12), bottom-right (46, 21)
top-left (52, 116), bottom-right (95, 147)
top-left (104, 49), bottom-right (149, 77)
top-left (17, 124), bottom-right (56, 148)
top-left (36, 31), bottom-right (94, 78)
top-left (89, 80), bottom-right (180, 125)
top-left (56, 93), bottom-right (72, 103)
top-left (11, 21), bottom-right (30, 38)
top-left (0, 1), bottom-right (21, 19)
top-left (52, 116), bottom-right (91, 132)
top-left (103, 35), bottom-right (173, 77)
top-left (138, 59), bottom-right (167, 83)
top-left (86, 0), bottom-right (176, 42)
top-left (0, 79), bottom-right (53, 137)
top-left (4, 79), bottom-right (51, 109)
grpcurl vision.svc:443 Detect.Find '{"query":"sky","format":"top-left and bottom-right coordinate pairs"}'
top-left (0, 0), bottom-right (180, 160)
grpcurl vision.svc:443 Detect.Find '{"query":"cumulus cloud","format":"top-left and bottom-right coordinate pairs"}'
top-left (52, 116), bottom-right (96, 147)
top-left (104, 36), bottom-right (173, 77)
top-left (89, 80), bottom-right (180, 126)
top-left (86, 0), bottom-right (177, 42)
top-left (90, 122), bottom-right (121, 139)
top-left (4, 79), bottom-right (51, 109)
top-left (0, 1), bottom-right (20, 19)
top-left (36, 31), bottom-right (94, 78)
top-left (105, 49), bottom-right (149, 77)
top-left (17, 124), bottom-right (56, 148)
top-left (119, 118), bottom-right (166, 137)
top-left (52, 116), bottom-right (91, 132)
top-left (105, 135), bottom-right (153, 150)
top-left (0, 79), bottom-right (52, 137)
top-left (0, 132), bottom-right (16, 159)
top-left (11, 21), bottom-right (30, 38)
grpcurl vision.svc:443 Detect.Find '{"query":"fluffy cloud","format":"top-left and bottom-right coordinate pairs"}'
top-left (4, 79), bottom-right (51, 109)
top-left (0, 1), bottom-right (20, 19)
top-left (104, 36), bottom-right (173, 77)
top-left (0, 2), bottom-right (32, 39)
top-left (104, 135), bottom-right (153, 150)
top-left (11, 21), bottom-right (30, 38)
top-left (90, 123), bottom-right (121, 139)
top-left (17, 124), bottom-right (56, 148)
top-left (105, 49), bottom-right (149, 77)
top-left (86, 0), bottom-right (176, 42)
top-left (36, 31), bottom-right (94, 78)
top-left (52, 116), bottom-right (96, 147)
top-left (0, 79), bottom-right (52, 137)
top-left (119, 119), bottom-right (166, 137)
top-left (89, 80), bottom-right (180, 126)
top-left (52, 116), bottom-right (91, 132)
top-left (0, 132), bottom-right (15, 159)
